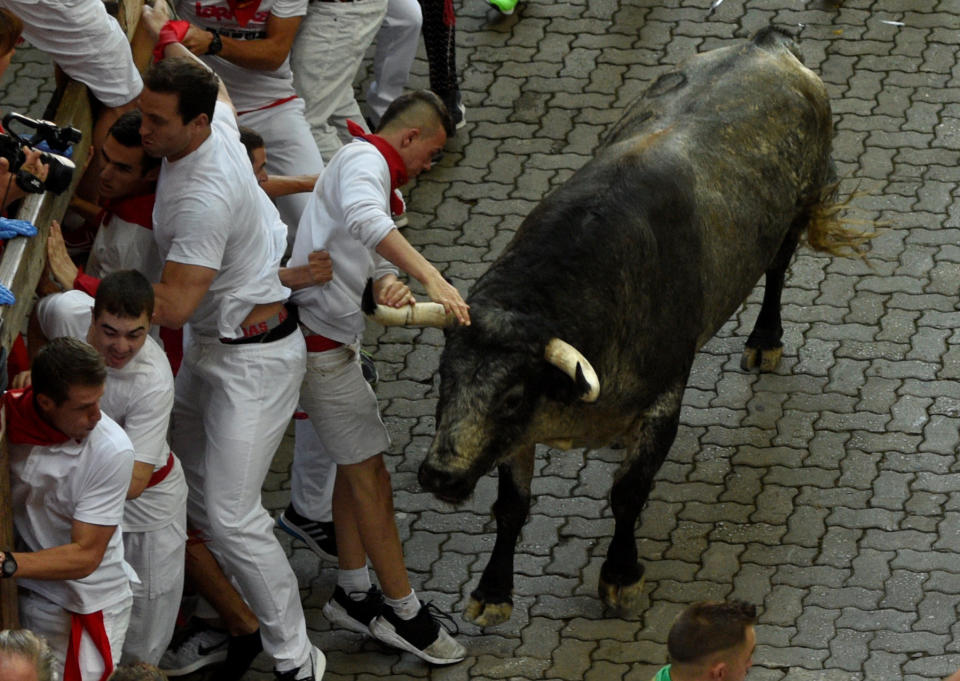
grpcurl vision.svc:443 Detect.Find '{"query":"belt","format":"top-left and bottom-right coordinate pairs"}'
top-left (146, 452), bottom-right (175, 489)
top-left (221, 304), bottom-right (299, 345)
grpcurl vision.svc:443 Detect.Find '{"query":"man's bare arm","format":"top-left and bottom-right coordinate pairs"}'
top-left (182, 14), bottom-right (302, 72)
top-left (152, 260), bottom-right (218, 329)
top-left (261, 173), bottom-right (319, 199)
top-left (4, 520), bottom-right (117, 580)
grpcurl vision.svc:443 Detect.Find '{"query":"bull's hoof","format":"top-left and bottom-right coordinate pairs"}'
top-left (464, 594), bottom-right (513, 627)
top-left (740, 345), bottom-right (783, 372)
top-left (598, 573), bottom-right (646, 614)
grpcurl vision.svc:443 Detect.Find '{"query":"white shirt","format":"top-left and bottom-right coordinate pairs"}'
top-left (10, 415), bottom-right (135, 614)
top-left (289, 140), bottom-right (398, 344)
top-left (177, 0), bottom-right (306, 113)
top-left (153, 102), bottom-right (290, 338)
top-left (36, 291), bottom-right (187, 533)
top-left (88, 211), bottom-right (164, 286)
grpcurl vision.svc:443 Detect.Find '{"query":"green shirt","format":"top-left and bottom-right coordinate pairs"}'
top-left (652, 665), bottom-right (672, 681)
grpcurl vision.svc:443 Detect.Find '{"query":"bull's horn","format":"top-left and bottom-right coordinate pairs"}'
top-left (544, 338), bottom-right (600, 403)
top-left (361, 278), bottom-right (457, 327)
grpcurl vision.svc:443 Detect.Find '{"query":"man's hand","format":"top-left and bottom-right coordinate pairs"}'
top-left (306, 250), bottom-right (333, 285)
top-left (11, 370), bottom-right (31, 390)
top-left (424, 272), bottom-right (470, 325)
top-left (46, 221), bottom-right (79, 290)
top-left (182, 24), bottom-right (215, 56)
top-left (373, 274), bottom-right (415, 309)
top-left (141, 0), bottom-right (173, 41)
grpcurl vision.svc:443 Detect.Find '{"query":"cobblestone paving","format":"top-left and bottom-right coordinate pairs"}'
top-left (4, 0), bottom-right (960, 679)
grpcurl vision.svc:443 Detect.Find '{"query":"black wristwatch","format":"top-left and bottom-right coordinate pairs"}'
top-left (206, 29), bottom-right (222, 56)
top-left (1, 551), bottom-right (17, 578)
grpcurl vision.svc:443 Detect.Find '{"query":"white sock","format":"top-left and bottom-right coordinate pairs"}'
top-left (338, 567), bottom-right (372, 601)
top-left (385, 589), bottom-right (421, 620)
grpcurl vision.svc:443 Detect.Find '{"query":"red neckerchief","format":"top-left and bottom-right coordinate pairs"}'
top-left (346, 120), bottom-right (408, 217)
top-left (227, 0), bottom-right (263, 27)
top-left (97, 193), bottom-right (154, 230)
top-left (4, 386), bottom-right (70, 446)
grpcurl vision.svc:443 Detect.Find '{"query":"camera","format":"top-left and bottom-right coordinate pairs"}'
top-left (0, 112), bottom-right (82, 195)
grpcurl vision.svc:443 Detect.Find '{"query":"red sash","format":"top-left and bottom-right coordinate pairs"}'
top-left (147, 452), bottom-right (175, 488)
top-left (64, 610), bottom-right (114, 681)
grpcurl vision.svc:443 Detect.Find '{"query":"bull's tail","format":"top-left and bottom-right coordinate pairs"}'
top-left (801, 181), bottom-right (877, 258)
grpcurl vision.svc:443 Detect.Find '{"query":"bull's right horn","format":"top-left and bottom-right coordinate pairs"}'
top-left (544, 338), bottom-right (600, 402)
top-left (361, 278), bottom-right (457, 327)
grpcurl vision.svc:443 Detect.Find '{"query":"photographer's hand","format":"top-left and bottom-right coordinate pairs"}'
top-left (21, 148), bottom-right (49, 184)
top-left (46, 221), bottom-right (78, 290)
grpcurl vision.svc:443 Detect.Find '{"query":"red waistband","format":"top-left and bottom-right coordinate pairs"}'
top-left (237, 95), bottom-right (299, 116)
top-left (146, 452), bottom-right (175, 489)
top-left (304, 333), bottom-right (343, 352)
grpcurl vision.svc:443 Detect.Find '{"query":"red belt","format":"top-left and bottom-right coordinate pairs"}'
top-left (236, 95), bottom-right (299, 116)
top-left (304, 334), bottom-right (343, 352)
top-left (146, 452), bottom-right (175, 489)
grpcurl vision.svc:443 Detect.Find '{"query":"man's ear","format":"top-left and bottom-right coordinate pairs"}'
top-left (143, 164), bottom-right (161, 183)
top-left (400, 127), bottom-right (420, 148)
top-left (35, 392), bottom-right (55, 414)
top-left (708, 660), bottom-right (728, 681)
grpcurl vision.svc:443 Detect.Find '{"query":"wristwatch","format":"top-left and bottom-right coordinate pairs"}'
top-left (206, 29), bottom-right (222, 56)
top-left (0, 551), bottom-right (17, 578)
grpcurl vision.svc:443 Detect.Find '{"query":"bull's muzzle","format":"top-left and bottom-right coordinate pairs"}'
top-left (418, 459), bottom-right (477, 504)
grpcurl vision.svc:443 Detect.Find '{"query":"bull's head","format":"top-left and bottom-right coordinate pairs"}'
top-left (362, 282), bottom-right (600, 503)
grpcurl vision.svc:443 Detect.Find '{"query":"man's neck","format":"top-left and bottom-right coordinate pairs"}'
top-left (168, 127), bottom-right (212, 163)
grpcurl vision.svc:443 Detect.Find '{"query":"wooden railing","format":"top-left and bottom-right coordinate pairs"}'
top-left (0, 0), bottom-right (147, 629)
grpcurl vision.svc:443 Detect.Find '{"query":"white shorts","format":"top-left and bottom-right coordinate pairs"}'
top-left (298, 343), bottom-right (390, 465)
top-left (1, 0), bottom-right (142, 107)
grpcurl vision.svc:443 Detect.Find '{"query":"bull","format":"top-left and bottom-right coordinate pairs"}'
top-left (366, 27), bottom-right (867, 626)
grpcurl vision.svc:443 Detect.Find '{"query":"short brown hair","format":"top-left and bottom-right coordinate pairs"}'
top-left (377, 90), bottom-right (453, 138)
top-left (32, 337), bottom-right (106, 406)
top-left (667, 600), bottom-right (757, 664)
top-left (108, 662), bottom-right (169, 681)
top-left (0, 10), bottom-right (23, 56)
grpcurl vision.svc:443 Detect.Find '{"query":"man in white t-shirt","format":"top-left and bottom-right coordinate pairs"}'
top-left (136, 10), bottom-right (322, 680)
top-left (172, 0), bottom-right (324, 242)
top-left (32, 271), bottom-right (189, 668)
top-left (287, 90), bottom-right (468, 665)
top-left (2, 337), bottom-right (135, 681)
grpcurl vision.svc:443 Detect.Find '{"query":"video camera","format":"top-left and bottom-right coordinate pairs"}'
top-left (0, 112), bottom-right (82, 195)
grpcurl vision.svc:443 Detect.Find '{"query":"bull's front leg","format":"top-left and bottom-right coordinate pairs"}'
top-left (599, 379), bottom-right (686, 614)
top-left (741, 227), bottom-right (800, 372)
top-left (465, 446), bottom-right (534, 627)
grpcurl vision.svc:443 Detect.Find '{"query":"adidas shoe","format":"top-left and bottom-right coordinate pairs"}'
top-left (274, 645), bottom-right (326, 681)
top-left (322, 585), bottom-right (384, 635)
top-left (159, 621), bottom-right (229, 676)
top-left (277, 504), bottom-right (337, 562)
top-left (369, 602), bottom-right (466, 665)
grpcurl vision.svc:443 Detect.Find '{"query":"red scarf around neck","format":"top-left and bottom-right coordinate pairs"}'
top-left (346, 120), bottom-right (408, 217)
top-left (4, 386), bottom-right (70, 446)
top-left (97, 193), bottom-right (155, 231)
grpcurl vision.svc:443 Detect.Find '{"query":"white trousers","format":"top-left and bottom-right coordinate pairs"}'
top-left (238, 98), bottom-right (325, 245)
top-left (291, 416), bottom-right (336, 522)
top-left (291, 0), bottom-right (389, 162)
top-left (0, 0), bottom-right (142, 107)
top-left (20, 590), bottom-right (132, 681)
top-left (367, 0), bottom-right (423, 126)
top-left (172, 330), bottom-right (310, 674)
top-left (120, 518), bottom-right (187, 665)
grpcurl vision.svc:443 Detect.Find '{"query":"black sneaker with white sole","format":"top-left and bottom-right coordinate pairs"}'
top-left (369, 602), bottom-right (467, 665)
top-left (274, 645), bottom-right (326, 681)
top-left (322, 585), bottom-right (384, 634)
top-left (276, 504), bottom-right (337, 562)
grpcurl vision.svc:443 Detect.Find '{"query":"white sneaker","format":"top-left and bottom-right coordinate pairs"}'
top-left (158, 622), bottom-right (229, 676)
top-left (274, 645), bottom-right (326, 681)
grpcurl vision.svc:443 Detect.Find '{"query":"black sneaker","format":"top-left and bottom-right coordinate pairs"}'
top-left (369, 602), bottom-right (466, 665)
top-left (322, 585), bottom-right (384, 634)
top-left (274, 645), bottom-right (325, 681)
top-left (276, 504), bottom-right (337, 562)
top-left (211, 629), bottom-right (263, 681)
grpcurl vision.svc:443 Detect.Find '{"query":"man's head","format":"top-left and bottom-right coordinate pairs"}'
top-left (32, 337), bottom-right (107, 440)
top-left (238, 125), bottom-right (268, 185)
top-left (667, 600), bottom-right (757, 681)
top-left (139, 58), bottom-right (219, 161)
top-left (377, 91), bottom-right (452, 178)
top-left (99, 110), bottom-right (161, 200)
top-left (88, 270), bottom-right (154, 369)
top-left (108, 662), bottom-right (168, 681)
top-left (0, 629), bottom-right (55, 681)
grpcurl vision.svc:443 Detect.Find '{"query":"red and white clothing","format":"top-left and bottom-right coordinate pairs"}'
top-left (36, 291), bottom-right (188, 665)
top-left (177, 0), bottom-right (324, 240)
top-left (86, 194), bottom-right (163, 285)
top-left (0, 0), bottom-right (142, 107)
top-left (8, 392), bottom-right (135, 680)
top-left (153, 100), bottom-right (311, 674)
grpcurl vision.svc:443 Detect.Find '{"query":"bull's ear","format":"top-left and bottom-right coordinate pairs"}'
top-left (544, 338), bottom-right (600, 402)
top-left (574, 363), bottom-right (594, 400)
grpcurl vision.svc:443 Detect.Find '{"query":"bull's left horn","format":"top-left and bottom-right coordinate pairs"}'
top-left (544, 338), bottom-right (600, 403)
top-left (361, 278), bottom-right (457, 327)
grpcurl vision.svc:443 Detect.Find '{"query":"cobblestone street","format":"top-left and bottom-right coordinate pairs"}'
top-left (4, 0), bottom-right (960, 679)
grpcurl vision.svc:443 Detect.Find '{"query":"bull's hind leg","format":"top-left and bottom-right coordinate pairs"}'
top-left (465, 445), bottom-right (534, 627)
top-left (600, 378), bottom-right (686, 614)
top-left (741, 227), bottom-right (801, 372)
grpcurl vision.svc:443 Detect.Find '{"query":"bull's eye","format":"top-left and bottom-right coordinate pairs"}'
top-left (498, 384), bottom-right (525, 414)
